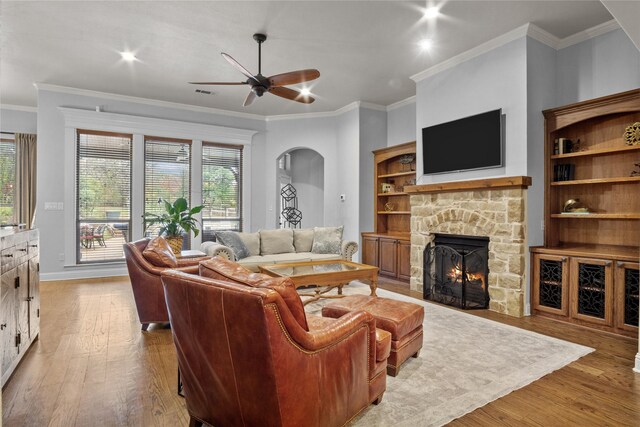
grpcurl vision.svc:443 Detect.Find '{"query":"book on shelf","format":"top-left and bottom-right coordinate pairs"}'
top-left (553, 163), bottom-right (575, 181)
top-left (554, 138), bottom-right (573, 154)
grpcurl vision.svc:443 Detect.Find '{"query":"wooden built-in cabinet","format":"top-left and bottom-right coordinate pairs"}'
top-left (362, 142), bottom-right (415, 283)
top-left (1, 229), bottom-right (40, 387)
top-left (531, 89), bottom-right (640, 337)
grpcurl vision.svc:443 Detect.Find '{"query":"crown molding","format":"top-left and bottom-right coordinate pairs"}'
top-left (58, 107), bottom-right (257, 145)
top-left (411, 19), bottom-right (622, 83)
top-left (359, 101), bottom-right (387, 112)
top-left (556, 19), bottom-right (620, 50)
top-left (266, 101), bottom-right (384, 121)
top-left (411, 23), bottom-right (531, 83)
top-left (526, 24), bottom-right (561, 49)
top-left (386, 96), bottom-right (416, 112)
top-left (0, 104), bottom-right (37, 113)
top-left (35, 83), bottom-right (265, 121)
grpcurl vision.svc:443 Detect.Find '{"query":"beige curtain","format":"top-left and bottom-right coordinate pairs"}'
top-left (14, 133), bottom-right (37, 227)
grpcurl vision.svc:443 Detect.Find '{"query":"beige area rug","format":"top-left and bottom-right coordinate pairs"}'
top-left (303, 282), bottom-right (594, 427)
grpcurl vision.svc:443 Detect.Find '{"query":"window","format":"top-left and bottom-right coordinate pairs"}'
top-left (202, 143), bottom-right (243, 241)
top-left (0, 136), bottom-right (16, 224)
top-left (144, 137), bottom-right (191, 239)
top-left (76, 130), bottom-right (132, 263)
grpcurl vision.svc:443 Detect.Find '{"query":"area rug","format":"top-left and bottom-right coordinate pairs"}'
top-left (303, 283), bottom-right (594, 427)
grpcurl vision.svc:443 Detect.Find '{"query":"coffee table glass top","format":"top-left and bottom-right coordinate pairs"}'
top-left (262, 260), bottom-right (374, 278)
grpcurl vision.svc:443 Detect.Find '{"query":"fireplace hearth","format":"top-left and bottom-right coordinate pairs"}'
top-left (424, 234), bottom-right (489, 309)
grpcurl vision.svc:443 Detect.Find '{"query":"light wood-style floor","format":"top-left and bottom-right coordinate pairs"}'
top-left (2, 277), bottom-right (639, 426)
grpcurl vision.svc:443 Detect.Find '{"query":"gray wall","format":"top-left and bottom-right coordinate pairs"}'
top-left (265, 116), bottom-right (339, 231)
top-left (359, 107), bottom-right (388, 245)
top-left (289, 148), bottom-right (324, 228)
top-left (0, 108), bottom-right (37, 133)
top-left (416, 38), bottom-right (528, 184)
top-left (387, 101), bottom-right (416, 147)
top-left (335, 108), bottom-right (361, 245)
top-left (556, 28), bottom-right (640, 106)
top-left (36, 89), bottom-right (265, 278)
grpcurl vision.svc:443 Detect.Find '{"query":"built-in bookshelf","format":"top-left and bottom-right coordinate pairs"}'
top-left (530, 89), bottom-right (640, 337)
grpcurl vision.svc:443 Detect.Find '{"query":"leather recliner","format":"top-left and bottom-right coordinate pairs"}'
top-left (161, 269), bottom-right (387, 427)
top-left (123, 238), bottom-right (208, 330)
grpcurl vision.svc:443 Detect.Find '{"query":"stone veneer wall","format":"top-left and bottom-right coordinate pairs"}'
top-left (410, 188), bottom-right (527, 317)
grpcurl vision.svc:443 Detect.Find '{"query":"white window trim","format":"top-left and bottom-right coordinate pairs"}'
top-left (60, 107), bottom-right (256, 267)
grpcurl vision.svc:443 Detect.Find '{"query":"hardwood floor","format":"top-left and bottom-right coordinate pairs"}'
top-left (2, 276), bottom-right (639, 426)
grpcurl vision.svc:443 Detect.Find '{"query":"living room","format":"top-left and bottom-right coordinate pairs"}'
top-left (1, 1), bottom-right (639, 426)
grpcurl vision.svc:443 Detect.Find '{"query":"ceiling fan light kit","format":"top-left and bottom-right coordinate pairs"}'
top-left (190, 33), bottom-right (320, 106)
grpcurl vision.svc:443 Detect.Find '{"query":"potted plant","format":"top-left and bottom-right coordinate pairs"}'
top-left (143, 198), bottom-right (203, 254)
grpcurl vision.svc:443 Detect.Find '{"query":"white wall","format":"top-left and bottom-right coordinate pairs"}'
top-left (556, 28), bottom-right (640, 106)
top-left (289, 148), bottom-right (324, 228)
top-left (0, 108), bottom-right (37, 133)
top-left (415, 38), bottom-right (528, 185)
top-left (36, 89), bottom-right (264, 279)
top-left (359, 107), bottom-right (387, 242)
top-left (387, 101), bottom-right (416, 147)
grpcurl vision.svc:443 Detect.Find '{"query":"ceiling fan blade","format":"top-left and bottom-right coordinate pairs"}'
top-left (269, 86), bottom-right (315, 104)
top-left (221, 53), bottom-right (260, 84)
top-left (268, 69), bottom-right (320, 87)
top-left (189, 81), bottom-right (247, 85)
top-left (243, 91), bottom-right (257, 107)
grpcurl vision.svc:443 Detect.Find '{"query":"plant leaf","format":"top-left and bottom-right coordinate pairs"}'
top-left (174, 198), bottom-right (188, 212)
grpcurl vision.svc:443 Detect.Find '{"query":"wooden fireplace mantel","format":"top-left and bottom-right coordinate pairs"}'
top-left (404, 176), bottom-right (532, 194)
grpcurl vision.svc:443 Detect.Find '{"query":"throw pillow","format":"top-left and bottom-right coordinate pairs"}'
top-left (237, 231), bottom-right (260, 256)
top-left (260, 229), bottom-right (294, 255)
top-left (215, 231), bottom-right (250, 260)
top-left (293, 228), bottom-right (314, 252)
top-left (142, 236), bottom-right (178, 268)
top-left (311, 226), bottom-right (343, 254)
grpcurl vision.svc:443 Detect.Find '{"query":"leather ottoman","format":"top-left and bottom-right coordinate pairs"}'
top-left (322, 295), bottom-right (424, 376)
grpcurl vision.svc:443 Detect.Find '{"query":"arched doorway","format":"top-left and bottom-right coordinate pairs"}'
top-left (275, 148), bottom-right (324, 228)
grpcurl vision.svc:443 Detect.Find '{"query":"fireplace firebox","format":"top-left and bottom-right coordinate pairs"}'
top-left (424, 234), bottom-right (489, 309)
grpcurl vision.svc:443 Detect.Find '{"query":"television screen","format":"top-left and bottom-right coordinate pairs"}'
top-left (422, 109), bottom-right (502, 174)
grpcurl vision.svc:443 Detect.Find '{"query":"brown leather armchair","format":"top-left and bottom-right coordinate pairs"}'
top-left (161, 269), bottom-right (387, 427)
top-left (123, 238), bottom-right (208, 331)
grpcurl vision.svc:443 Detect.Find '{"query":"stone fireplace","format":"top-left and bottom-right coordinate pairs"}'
top-left (406, 176), bottom-right (531, 317)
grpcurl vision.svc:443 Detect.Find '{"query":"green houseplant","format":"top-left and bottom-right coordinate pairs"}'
top-left (143, 198), bottom-right (203, 254)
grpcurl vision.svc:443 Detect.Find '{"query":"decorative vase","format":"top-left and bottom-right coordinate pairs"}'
top-left (165, 236), bottom-right (183, 255)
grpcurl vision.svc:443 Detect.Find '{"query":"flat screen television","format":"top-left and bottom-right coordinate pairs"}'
top-left (422, 109), bottom-right (503, 175)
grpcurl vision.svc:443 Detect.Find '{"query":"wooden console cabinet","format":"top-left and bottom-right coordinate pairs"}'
top-left (1, 228), bottom-right (40, 386)
top-left (362, 142), bottom-right (415, 283)
top-left (531, 89), bottom-right (640, 336)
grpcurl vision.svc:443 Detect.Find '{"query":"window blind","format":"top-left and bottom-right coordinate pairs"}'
top-left (0, 138), bottom-right (16, 224)
top-left (76, 130), bottom-right (132, 263)
top-left (202, 142), bottom-right (243, 241)
top-left (144, 137), bottom-right (192, 242)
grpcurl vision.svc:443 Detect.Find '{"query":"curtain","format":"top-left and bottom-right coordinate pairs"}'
top-left (14, 133), bottom-right (37, 227)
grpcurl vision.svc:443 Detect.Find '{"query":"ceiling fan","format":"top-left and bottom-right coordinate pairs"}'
top-left (190, 33), bottom-right (320, 106)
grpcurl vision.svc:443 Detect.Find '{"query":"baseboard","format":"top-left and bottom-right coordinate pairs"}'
top-left (41, 266), bottom-right (128, 282)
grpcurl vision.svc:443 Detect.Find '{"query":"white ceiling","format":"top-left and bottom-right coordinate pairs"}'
top-left (0, 1), bottom-right (614, 116)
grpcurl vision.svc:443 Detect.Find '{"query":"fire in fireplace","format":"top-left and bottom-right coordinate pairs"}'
top-left (424, 234), bottom-right (489, 309)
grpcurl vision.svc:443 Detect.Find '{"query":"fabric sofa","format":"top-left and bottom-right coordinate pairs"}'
top-left (200, 226), bottom-right (358, 271)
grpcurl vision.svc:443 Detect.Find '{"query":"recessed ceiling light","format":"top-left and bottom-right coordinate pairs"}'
top-left (120, 51), bottom-right (137, 61)
top-left (300, 88), bottom-right (311, 96)
top-left (423, 6), bottom-right (440, 19)
top-left (419, 38), bottom-right (433, 50)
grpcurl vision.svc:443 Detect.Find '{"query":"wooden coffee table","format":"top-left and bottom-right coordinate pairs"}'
top-left (259, 259), bottom-right (379, 305)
